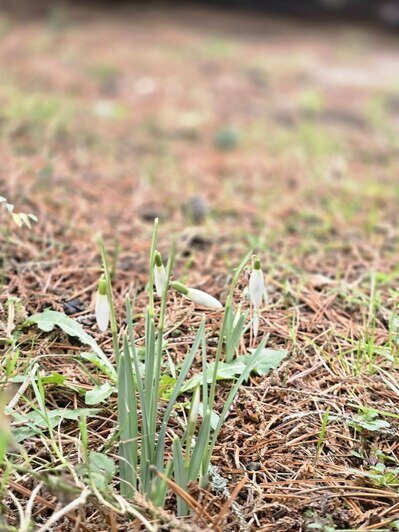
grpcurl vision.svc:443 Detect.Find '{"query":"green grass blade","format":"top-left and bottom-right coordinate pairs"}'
top-left (98, 238), bottom-right (120, 363)
top-left (118, 335), bottom-right (138, 497)
top-left (188, 408), bottom-right (211, 482)
top-left (148, 218), bottom-right (159, 317)
top-left (155, 319), bottom-right (206, 471)
top-left (208, 251), bottom-right (252, 419)
top-left (172, 437), bottom-right (188, 516)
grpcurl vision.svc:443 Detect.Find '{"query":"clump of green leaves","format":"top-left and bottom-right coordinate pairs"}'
top-left (346, 407), bottom-right (390, 433)
top-left (99, 220), bottom-right (285, 514)
top-left (21, 219), bottom-right (286, 518)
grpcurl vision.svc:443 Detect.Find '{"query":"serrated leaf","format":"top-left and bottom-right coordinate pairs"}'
top-left (76, 451), bottom-right (115, 490)
top-left (28, 310), bottom-right (116, 381)
top-left (8, 407), bottom-right (101, 443)
top-left (249, 348), bottom-right (288, 376)
top-left (349, 416), bottom-right (390, 432)
top-left (85, 382), bottom-right (115, 405)
top-left (181, 348), bottom-right (287, 392)
top-left (89, 451), bottom-right (115, 481)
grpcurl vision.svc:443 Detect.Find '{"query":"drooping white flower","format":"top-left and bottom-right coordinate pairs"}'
top-left (171, 281), bottom-right (223, 310)
top-left (95, 277), bottom-right (110, 332)
top-left (154, 250), bottom-right (167, 297)
top-left (249, 257), bottom-right (265, 309)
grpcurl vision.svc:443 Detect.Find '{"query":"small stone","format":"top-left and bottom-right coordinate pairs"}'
top-left (246, 461), bottom-right (262, 471)
top-left (62, 298), bottom-right (84, 315)
top-left (182, 195), bottom-right (207, 225)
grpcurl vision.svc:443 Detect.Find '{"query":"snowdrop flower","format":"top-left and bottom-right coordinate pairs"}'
top-left (249, 257), bottom-right (266, 340)
top-left (249, 256), bottom-right (266, 309)
top-left (154, 250), bottom-right (167, 297)
top-left (171, 281), bottom-right (223, 310)
top-left (95, 276), bottom-right (110, 332)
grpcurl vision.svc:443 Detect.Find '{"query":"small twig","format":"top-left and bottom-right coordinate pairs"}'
top-left (7, 364), bottom-right (38, 410)
top-left (36, 487), bottom-right (91, 532)
top-left (214, 475), bottom-right (247, 527)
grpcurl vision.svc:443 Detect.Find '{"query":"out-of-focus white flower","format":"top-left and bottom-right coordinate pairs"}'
top-left (154, 250), bottom-right (167, 297)
top-left (171, 281), bottom-right (223, 310)
top-left (249, 257), bottom-right (266, 309)
top-left (95, 277), bottom-right (110, 332)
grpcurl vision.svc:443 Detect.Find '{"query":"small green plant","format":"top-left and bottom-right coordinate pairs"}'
top-left (314, 406), bottom-right (330, 465)
top-left (362, 462), bottom-right (399, 489)
top-left (346, 407), bottom-right (390, 433)
top-left (8, 219), bottom-right (286, 522)
top-left (96, 220), bottom-right (285, 514)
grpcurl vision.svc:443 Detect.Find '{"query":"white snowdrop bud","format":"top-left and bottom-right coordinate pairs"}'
top-left (95, 277), bottom-right (110, 332)
top-left (189, 386), bottom-right (201, 426)
top-left (249, 257), bottom-right (265, 309)
top-left (154, 251), bottom-right (167, 297)
top-left (172, 281), bottom-right (223, 310)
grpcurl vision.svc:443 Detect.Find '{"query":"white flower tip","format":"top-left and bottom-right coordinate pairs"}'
top-left (154, 263), bottom-right (167, 297)
top-left (95, 293), bottom-right (110, 332)
top-left (249, 267), bottom-right (265, 309)
top-left (187, 288), bottom-right (223, 310)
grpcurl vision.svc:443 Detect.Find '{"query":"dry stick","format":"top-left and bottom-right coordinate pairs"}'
top-left (67, 280), bottom-right (98, 301)
top-left (214, 475), bottom-right (247, 527)
top-left (7, 366), bottom-right (36, 410)
top-left (6, 480), bottom-right (91, 532)
top-left (363, 514), bottom-right (399, 530)
top-left (23, 482), bottom-right (44, 530)
top-left (36, 487), bottom-right (91, 532)
top-left (152, 469), bottom-right (219, 530)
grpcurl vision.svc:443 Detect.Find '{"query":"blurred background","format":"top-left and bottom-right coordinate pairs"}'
top-left (1, 0), bottom-right (399, 296)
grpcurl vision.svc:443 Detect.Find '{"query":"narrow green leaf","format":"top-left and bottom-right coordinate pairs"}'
top-left (118, 335), bottom-right (138, 497)
top-left (188, 408), bottom-right (211, 482)
top-left (155, 320), bottom-right (206, 471)
top-left (173, 437), bottom-right (188, 516)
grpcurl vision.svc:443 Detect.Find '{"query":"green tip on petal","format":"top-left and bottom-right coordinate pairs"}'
top-left (98, 276), bottom-right (107, 296)
top-left (253, 256), bottom-right (261, 270)
top-left (171, 281), bottom-right (189, 295)
top-left (154, 250), bottom-right (163, 267)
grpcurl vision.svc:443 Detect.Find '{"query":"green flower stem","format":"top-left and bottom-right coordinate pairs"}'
top-left (98, 238), bottom-right (120, 364)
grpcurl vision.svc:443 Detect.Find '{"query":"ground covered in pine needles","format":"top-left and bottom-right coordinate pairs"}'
top-left (1, 3), bottom-right (399, 530)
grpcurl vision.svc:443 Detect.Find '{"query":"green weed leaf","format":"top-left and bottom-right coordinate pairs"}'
top-left (28, 310), bottom-right (117, 381)
top-left (182, 348), bottom-right (287, 392)
top-left (85, 382), bottom-right (115, 405)
top-left (9, 407), bottom-right (101, 443)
